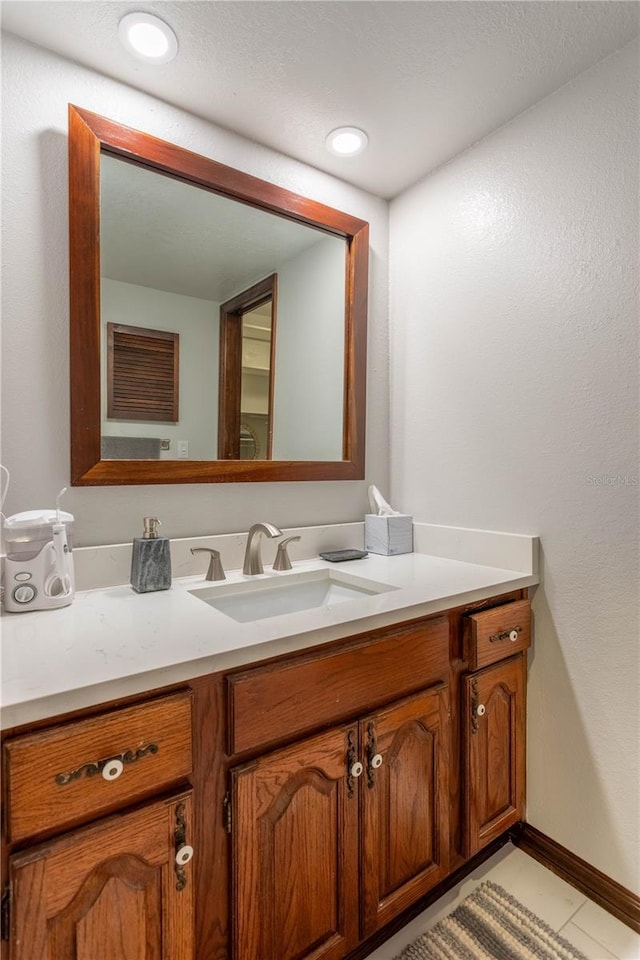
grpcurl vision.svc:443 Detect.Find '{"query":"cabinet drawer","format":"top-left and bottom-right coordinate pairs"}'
top-left (227, 617), bottom-right (449, 755)
top-left (3, 691), bottom-right (193, 843)
top-left (464, 599), bottom-right (531, 670)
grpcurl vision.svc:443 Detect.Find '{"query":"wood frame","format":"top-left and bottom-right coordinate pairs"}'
top-left (218, 274), bottom-right (277, 460)
top-left (68, 104), bottom-right (369, 485)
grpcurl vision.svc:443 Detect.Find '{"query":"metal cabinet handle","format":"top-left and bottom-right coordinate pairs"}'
top-left (365, 721), bottom-right (384, 789)
top-left (54, 743), bottom-right (159, 786)
top-left (346, 730), bottom-right (360, 798)
top-left (489, 625), bottom-right (522, 643)
top-left (174, 803), bottom-right (193, 891)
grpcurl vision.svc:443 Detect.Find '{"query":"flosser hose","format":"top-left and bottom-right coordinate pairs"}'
top-left (47, 487), bottom-right (72, 598)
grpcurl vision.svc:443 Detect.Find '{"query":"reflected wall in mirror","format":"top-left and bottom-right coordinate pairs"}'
top-left (69, 105), bottom-right (369, 484)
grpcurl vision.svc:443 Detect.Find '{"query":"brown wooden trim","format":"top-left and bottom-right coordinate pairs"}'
top-left (266, 276), bottom-right (277, 460)
top-left (344, 223), bottom-right (368, 472)
top-left (217, 308), bottom-right (243, 460)
top-left (72, 107), bottom-right (367, 238)
top-left (68, 104), bottom-right (368, 484)
top-left (512, 823), bottom-right (640, 934)
top-left (69, 104), bottom-right (102, 483)
top-left (345, 828), bottom-right (513, 960)
top-left (218, 275), bottom-right (276, 460)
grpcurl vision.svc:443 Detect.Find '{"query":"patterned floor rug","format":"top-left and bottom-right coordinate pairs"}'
top-left (394, 881), bottom-right (588, 960)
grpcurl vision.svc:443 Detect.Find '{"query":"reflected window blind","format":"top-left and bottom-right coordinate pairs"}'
top-left (107, 323), bottom-right (179, 422)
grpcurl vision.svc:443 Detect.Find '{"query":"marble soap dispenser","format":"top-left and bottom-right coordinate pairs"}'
top-left (130, 517), bottom-right (171, 593)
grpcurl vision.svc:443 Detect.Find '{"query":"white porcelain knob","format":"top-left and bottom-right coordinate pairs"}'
top-left (476, 704), bottom-right (486, 717)
top-left (371, 753), bottom-right (383, 769)
top-left (102, 758), bottom-right (124, 781)
top-left (175, 844), bottom-right (194, 866)
top-left (350, 761), bottom-right (364, 778)
top-left (509, 629), bottom-right (519, 642)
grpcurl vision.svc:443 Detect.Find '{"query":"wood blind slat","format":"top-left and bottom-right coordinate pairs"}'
top-left (107, 323), bottom-right (179, 422)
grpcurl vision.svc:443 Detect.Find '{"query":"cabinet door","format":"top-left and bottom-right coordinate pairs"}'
top-left (360, 685), bottom-right (450, 938)
top-left (231, 725), bottom-right (359, 960)
top-left (9, 791), bottom-right (194, 960)
top-left (463, 655), bottom-right (526, 856)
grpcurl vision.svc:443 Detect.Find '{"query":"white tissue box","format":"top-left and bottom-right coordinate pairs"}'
top-left (365, 514), bottom-right (413, 556)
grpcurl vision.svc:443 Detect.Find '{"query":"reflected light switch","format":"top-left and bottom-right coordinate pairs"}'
top-left (178, 440), bottom-right (189, 459)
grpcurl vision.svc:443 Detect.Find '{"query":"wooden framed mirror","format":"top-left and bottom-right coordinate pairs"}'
top-left (68, 105), bottom-right (368, 485)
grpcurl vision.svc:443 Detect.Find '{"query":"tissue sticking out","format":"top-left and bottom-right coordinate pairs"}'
top-left (368, 485), bottom-right (401, 517)
top-left (365, 486), bottom-right (413, 556)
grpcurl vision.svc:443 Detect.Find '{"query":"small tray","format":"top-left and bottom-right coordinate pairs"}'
top-left (319, 549), bottom-right (368, 562)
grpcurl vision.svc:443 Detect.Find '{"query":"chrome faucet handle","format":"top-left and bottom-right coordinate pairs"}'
top-left (273, 536), bottom-right (301, 572)
top-left (190, 547), bottom-right (226, 581)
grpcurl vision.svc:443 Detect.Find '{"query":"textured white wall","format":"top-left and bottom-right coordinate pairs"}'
top-left (1, 34), bottom-right (389, 546)
top-left (390, 40), bottom-right (639, 891)
top-left (274, 237), bottom-right (345, 461)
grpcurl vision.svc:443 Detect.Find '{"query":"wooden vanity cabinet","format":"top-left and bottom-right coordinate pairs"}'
top-left (227, 617), bottom-right (452, 960)
top-left (1, 588), bottom-right (531, 960)
top-left (231, 723), bottom-right (360, 960)
top-left (360, 684), bottom-right (450, 938)
top-left (462, 655), bottom-right (526, 857)
top-left (462, 599), bottom-right (531, 858)
top-left (1, 692), bottom-right (195, 960)
top-left (9, 791), bottom-right (194, 960)
top-left (230, 684), bottom-right (450, 960)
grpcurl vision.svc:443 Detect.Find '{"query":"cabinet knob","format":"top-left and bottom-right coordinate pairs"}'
top-left (350, 761), bottom-right (364, 778)
top-left (370, 753), bottom-right (383, 770)
top-left (476, 704), bottom-right (486, 717)
top-left (509, 629), bottom-right (519, 642)
top-left (175, 844), bottom-right (194, 866)
top-left (101, 758), bottom-right (124, 781)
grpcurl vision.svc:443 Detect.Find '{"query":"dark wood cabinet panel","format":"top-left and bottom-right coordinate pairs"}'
top-left (464, 599), bottom-right (531, 670)
top-left (360, 685), bottom-right (450, 938)
top-left (227, 616), bottom-right (449, 755)
top-left (4, 691), bottom-right (193, 844)
top-left (231, 725), bottom-right (359, 960)
top-left (463, 655), bottom-right (526, 856)
top-left (8, 792), bottom-right (194, 960)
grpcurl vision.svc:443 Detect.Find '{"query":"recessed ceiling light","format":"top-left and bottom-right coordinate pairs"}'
top-left (325, 127), bottom-right (368, 157)
top-left (118, 12), bottom-right (178, 64)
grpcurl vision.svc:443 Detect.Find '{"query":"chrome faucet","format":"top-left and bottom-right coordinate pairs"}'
top-left (243, 522), bottom-right (282, 575)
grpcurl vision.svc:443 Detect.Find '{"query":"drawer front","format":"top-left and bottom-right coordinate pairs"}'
top-left (227, 617), bottom-right (449, 755)
top-left (464, 599), bottom-right (531, 670)
top-left (4, 691), bottom-right (193, 843)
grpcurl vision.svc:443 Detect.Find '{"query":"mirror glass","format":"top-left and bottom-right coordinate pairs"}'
top-left (68, 105), bottom-right (368, 484)
top-left (100, 155), bottom-right (346, 462)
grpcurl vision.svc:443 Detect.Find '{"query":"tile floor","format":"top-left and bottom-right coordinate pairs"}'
top-left (365, 844), bottom-right (640, 960)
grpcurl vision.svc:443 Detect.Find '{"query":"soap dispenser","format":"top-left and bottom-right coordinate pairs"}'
top-left (130, 517), bottom-right (171, 593)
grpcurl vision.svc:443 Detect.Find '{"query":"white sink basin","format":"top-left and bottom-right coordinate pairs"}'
top-left (189, 568), bottom-right (397, 623)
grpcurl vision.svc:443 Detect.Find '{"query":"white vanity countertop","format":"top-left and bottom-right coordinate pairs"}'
top-left (0, 534), bottom-right (538, 730)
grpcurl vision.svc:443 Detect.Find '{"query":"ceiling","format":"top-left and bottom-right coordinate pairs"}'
top-left (2, 1), bottom-right (638, 197)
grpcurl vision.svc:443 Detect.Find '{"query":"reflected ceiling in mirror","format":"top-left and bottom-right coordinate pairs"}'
top-left (68, 105), bottom-right (369, 484)
top-left (100, 155), bottom-right (346, 463)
